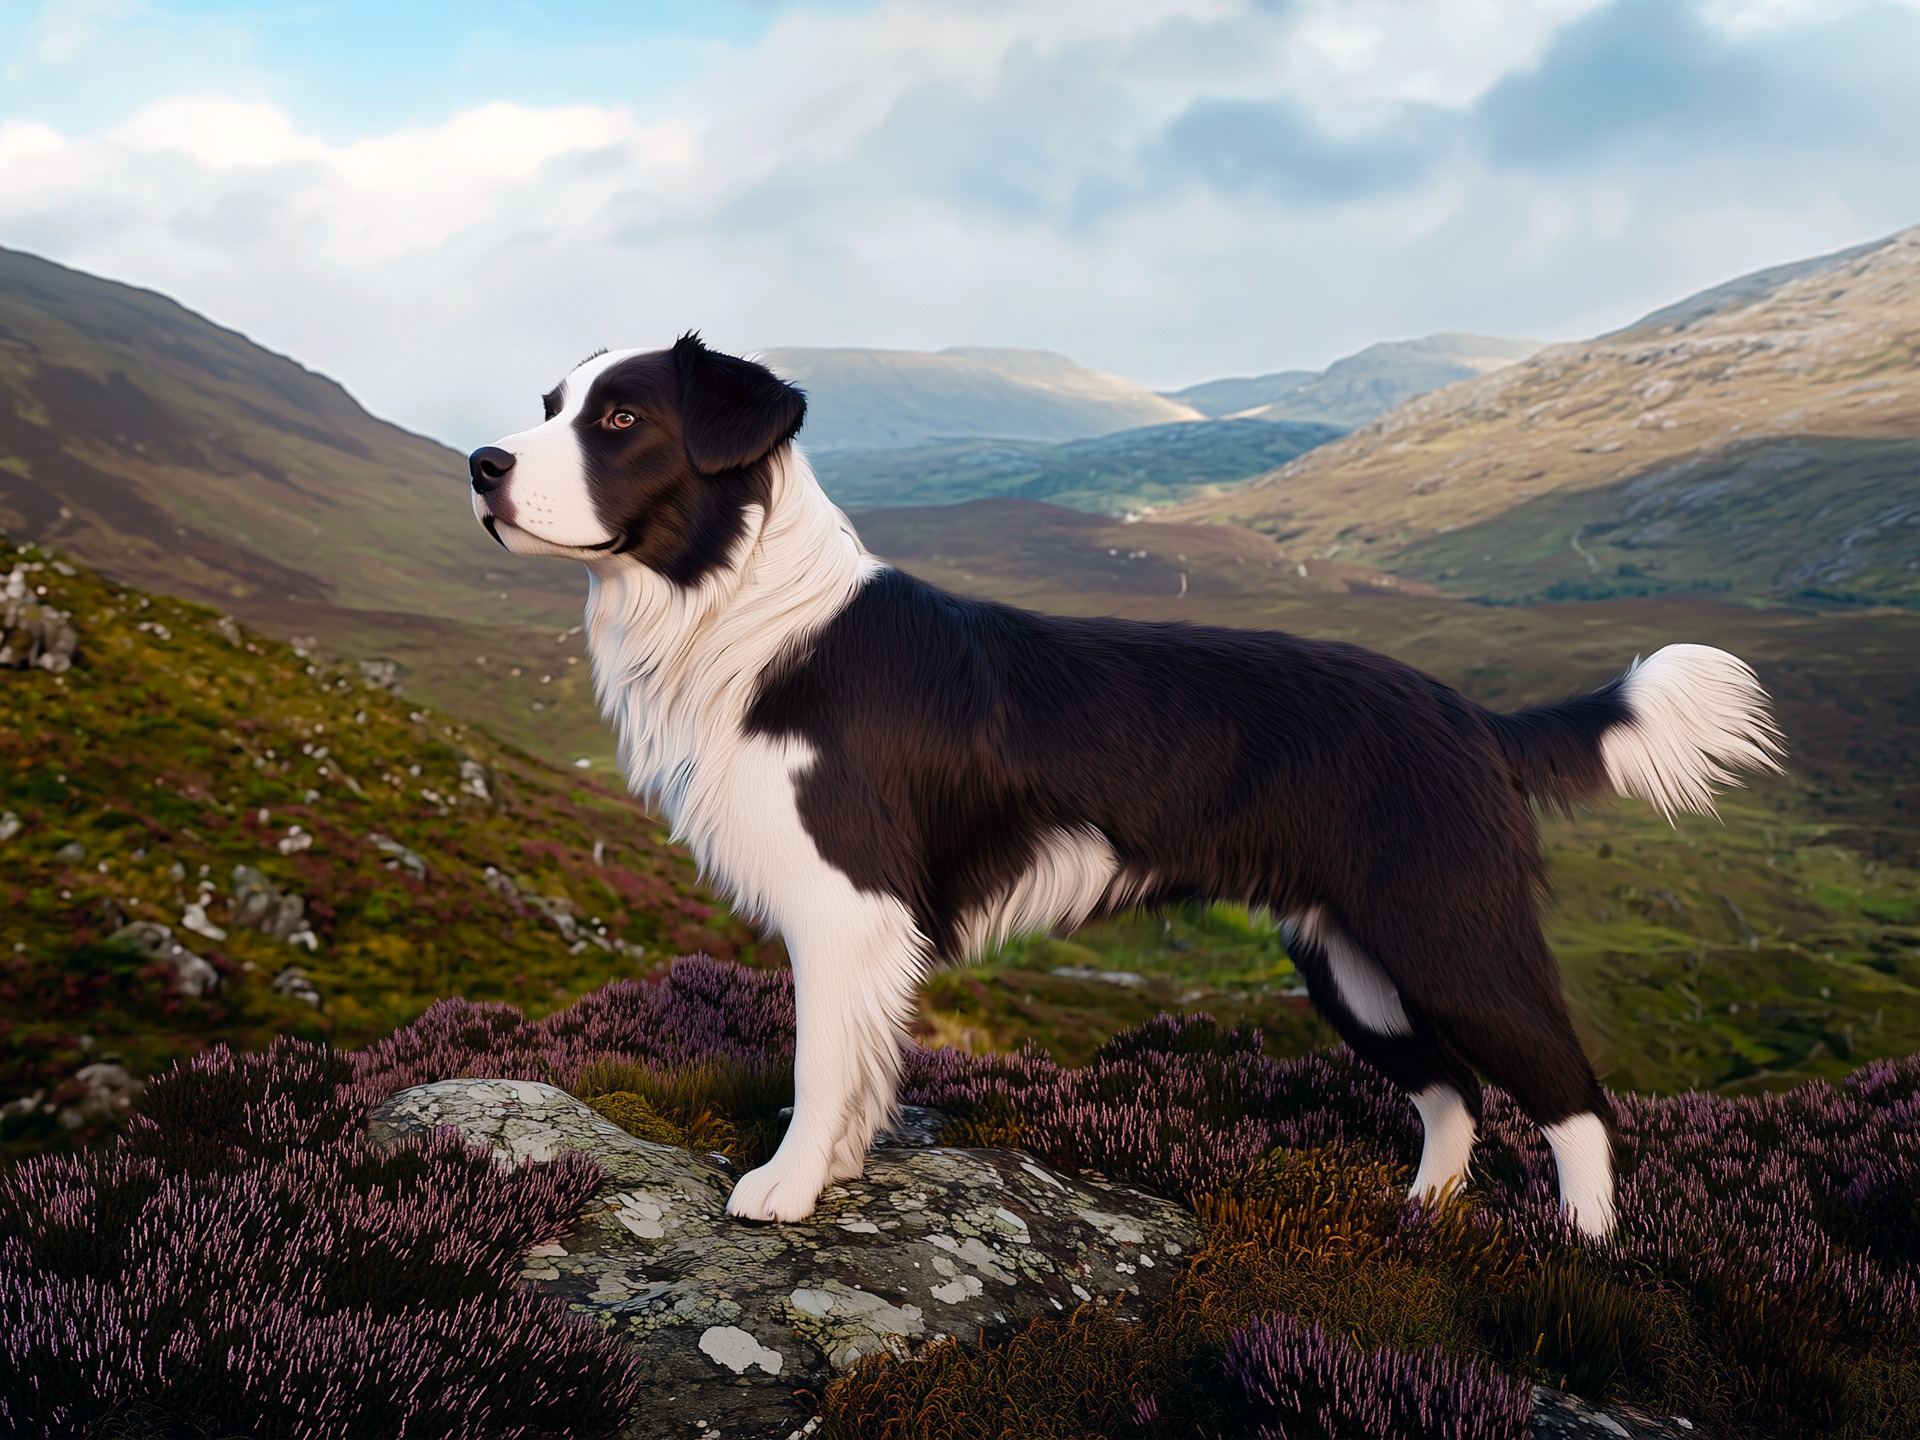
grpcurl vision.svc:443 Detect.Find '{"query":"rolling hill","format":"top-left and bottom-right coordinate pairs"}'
top-left (1161, 228), bottom-right (1920, 607)
top-left (759, 346), bottom-right (1200, 449)
top-left (810, 417), bottom-right (1346, 515)
top-left (0, 245), bottom-right (617, 765)
top-left (1163, 333), bottom-right (1542, 426)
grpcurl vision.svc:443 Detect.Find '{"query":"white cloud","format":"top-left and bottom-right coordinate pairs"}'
top-left (0, 0), bottom-right (1916, 446)
top-left (1278, 0), bottom-right (1613, 115)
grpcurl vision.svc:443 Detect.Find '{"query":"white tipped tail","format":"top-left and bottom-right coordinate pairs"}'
top-left (1601, 644), bottom-right (1785, 822)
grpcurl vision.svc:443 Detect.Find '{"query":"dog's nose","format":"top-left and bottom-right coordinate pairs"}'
top-left (469, 446), bottom-right (516, 494)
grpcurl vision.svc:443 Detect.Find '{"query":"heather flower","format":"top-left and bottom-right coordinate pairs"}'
top-left (1221, 1311), bottom-right (1531, 1440)
top-left (0, 1036), bottom-right (638, 1438)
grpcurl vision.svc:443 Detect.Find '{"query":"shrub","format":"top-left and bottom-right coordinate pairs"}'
top-left (353, 953), bottom-right (797, 1097)
top-left (0, 1038), bottom-right (639, 1438)
top-left (877, 1007), bottom-right (1920, 1440)
top-left (1219, 1310), bottom-right (1531, 1440)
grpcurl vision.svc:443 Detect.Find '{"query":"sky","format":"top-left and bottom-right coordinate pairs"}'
top-left (2, 0), bottom-right (1919, 447)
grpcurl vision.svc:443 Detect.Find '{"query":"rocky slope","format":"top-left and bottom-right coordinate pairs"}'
top-left (0, 534), bottom-right (755, 1158)
top-left (1161, 228), bottom-right (1920, 606)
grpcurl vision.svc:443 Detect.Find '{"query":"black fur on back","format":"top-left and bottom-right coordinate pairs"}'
top-left (747, 566), bottom-right (1629, 1126)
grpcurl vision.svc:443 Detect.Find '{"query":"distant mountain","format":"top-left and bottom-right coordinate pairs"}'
top-left (1160, 371), bottom-right (1317, 418)
top-left (1162, 228), bottom-right (1920, 607)
top-left (812, 417), bottom-right (1346, 516)
top-left (1163, 334), bottom-right (1542, 427)
top-left (0, 245), bottom-right (605, 765)
top-left (761, 346), bottom-right (1200, 450)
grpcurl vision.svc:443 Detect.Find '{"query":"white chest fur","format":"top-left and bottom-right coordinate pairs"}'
top-left (581, 448), bottom-right (878, 915)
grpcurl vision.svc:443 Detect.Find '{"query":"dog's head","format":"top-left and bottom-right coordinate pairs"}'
top-left (468, 333), bottom-right (806, 585)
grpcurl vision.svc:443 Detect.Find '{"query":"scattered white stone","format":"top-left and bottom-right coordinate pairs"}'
top-left (1080, 1210), bottom-right (1146, 1245)
top-left (931, 1274), bottom-right (984, 1304)
top-left (180, 902), bottom-right (227, 941)
top-left (789, 1288), bottom-right (836, 1318)
top-left (699, 1325), bottom-right (784, 1376)
top-left (1048, 966), bottom-right (1146, 988)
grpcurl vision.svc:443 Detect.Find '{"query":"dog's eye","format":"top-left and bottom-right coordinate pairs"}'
top-left (608, 410), bottom-right (638, 430)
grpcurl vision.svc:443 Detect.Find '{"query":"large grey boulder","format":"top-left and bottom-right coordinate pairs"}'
top-left (367, 1079), bottom-right (1197, 1439)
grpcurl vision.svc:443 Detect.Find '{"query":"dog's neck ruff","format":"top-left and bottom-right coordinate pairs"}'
top-left (582, 446), bottom-right (876, 870)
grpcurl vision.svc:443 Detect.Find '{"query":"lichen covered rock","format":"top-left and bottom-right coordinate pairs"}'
top-left (369, 1078), bottom-right (1197, 1438)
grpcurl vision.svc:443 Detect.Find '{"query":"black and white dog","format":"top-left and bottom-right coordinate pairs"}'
top-left (469, 335), bottom-right (1782, 1235)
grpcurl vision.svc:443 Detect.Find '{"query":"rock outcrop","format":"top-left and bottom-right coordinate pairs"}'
top-left (367, 1079), bottom-right (1198, 1439)
top-left (366, 1078), bottom-right (1719, 1439)
top-left (1, 561), bottom-right (77, 671)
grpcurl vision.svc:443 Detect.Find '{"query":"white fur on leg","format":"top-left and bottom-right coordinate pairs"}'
top-left (1409, 1085), bottom-right (1477, 1202)
top-left (1283, 907), bottom-right (1413, 1037)
top-left (570, 448), bottom-right (907, 1225)
top-left (706, 738), bottom-right (927, 1223)
top-left (1541, 1113), bottom-right (1616, 1239)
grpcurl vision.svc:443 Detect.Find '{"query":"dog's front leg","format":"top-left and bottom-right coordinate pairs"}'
top-left (726, 896), bottom-right (924, 1223)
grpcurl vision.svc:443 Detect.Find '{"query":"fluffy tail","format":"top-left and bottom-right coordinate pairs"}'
top-left (1491, 644), bottom-right (1785, 821)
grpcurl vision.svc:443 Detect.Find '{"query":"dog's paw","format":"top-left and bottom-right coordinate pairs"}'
top-left (827, 1133), bottom-right (869, 1183)
top-left (726, 1158), bottom-right (826, 1223)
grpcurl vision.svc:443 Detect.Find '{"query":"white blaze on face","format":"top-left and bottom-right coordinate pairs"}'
top-left (475, 348), bottom-right (643, 553)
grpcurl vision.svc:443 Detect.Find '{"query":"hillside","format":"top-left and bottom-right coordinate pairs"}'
top-left (0, 534), bottom-right (758, 1158)
top-left (811, 417), bottom-right (1345, 515)
top-left (1162, 227), bottom-right (1920, 606)
top-left (1164, 333), bottom-right (1541, 426)
top-left (0, 245), bottom-right (611, 766)
top-left (761, 346), bottom-right (1199, 450)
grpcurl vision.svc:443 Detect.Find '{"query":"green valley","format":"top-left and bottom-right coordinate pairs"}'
top-left (811, 417), bottom-right (1346, 516)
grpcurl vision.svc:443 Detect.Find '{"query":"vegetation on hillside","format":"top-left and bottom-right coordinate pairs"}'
top-left (9, 961), bottom-right (1915, 1439)
top-left (0, 243), bottom-right (612, 768)
top-left (1163, 227), bottom-right (1920, 607)
top-left (812, 417), bottom-right (1344, 516)
top-left (0, 534), bottom-right (758, 1160)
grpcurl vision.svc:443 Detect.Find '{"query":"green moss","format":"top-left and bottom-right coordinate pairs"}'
top-left (0, 538), bottom-right (759, 1159)
top-left (573, 1054), bottom-right (793, 1170)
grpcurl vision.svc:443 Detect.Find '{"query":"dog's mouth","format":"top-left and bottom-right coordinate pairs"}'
top-left (479, 513), bottom-right (623, 557)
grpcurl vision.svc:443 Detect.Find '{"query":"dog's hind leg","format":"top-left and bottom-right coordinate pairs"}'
top-left (1282, 909), bottom-right (1482, 1204)
top-left (726, 890), bottom-right (925, 1223)
top-left (1412, 923), bottom-right (1617, 1240)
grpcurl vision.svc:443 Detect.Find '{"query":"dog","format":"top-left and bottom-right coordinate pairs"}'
top-left (469, 334), bottom-right (1783, 1235)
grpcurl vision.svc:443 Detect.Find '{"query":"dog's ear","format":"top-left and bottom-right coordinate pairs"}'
top-left (673, 332), bottom-right (807, 474)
